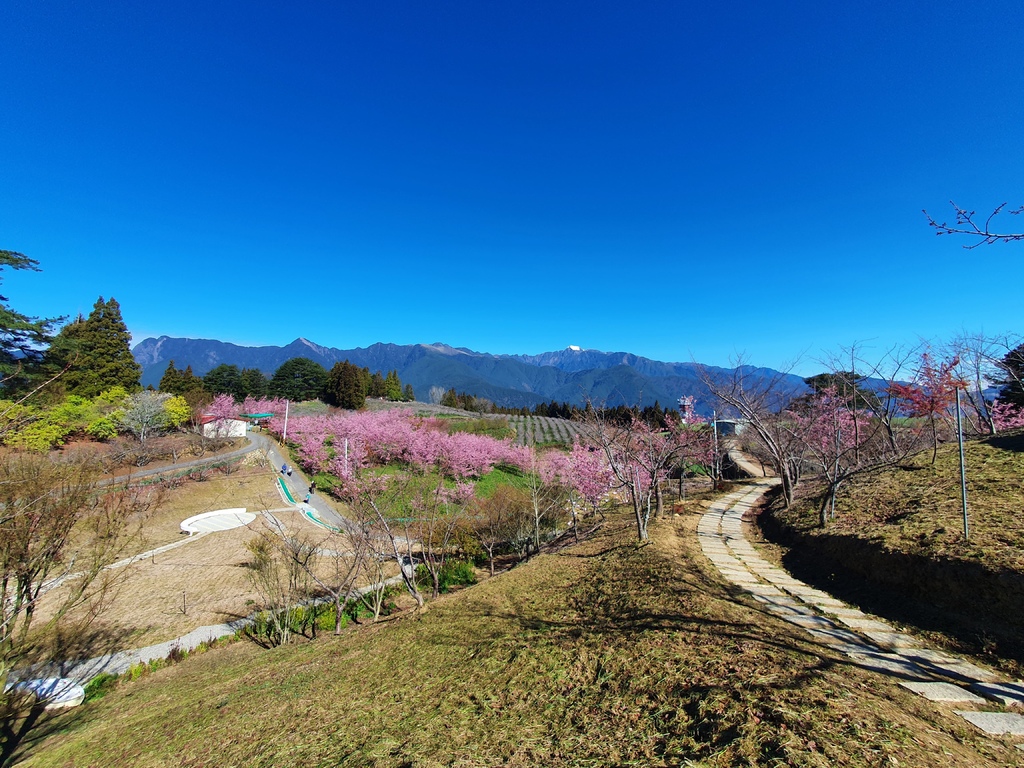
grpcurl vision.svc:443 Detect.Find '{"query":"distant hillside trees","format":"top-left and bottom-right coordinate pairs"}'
top-left (324, 360), bottom-right (414, 410)
top-left (47, 297), bottom-right (140, 398)
top-left (487, 398), bottom-right (678, 428)
top-left (159, 361), bottom-right (206, 396)
top-left (196, 363), bottom-right (269, 401)
top-left (438, 389), bottom-right (493, 414)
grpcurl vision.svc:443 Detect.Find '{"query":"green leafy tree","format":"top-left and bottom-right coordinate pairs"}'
top-left (402, 383), bottom-right (415, 402)
top-left (268, 357), bottom-right (328, 401)
top-left (48, 297), bottom-right (141, 398)
top-left (239, 368), bottom-right (268, 399)
top-left (0, 250), bottom-right (61, 395)
top-left (203, 364), bottom-right (243, 399)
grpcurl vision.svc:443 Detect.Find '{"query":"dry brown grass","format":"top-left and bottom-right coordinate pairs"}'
top-left (31, 466), bottom-right (375, 649)
top-left (135, 466), bottom-right (283, 550)
top-left (778, 430), bottom-right (1024, 574)
top-left (19, 499), bottom-right (1024, 767)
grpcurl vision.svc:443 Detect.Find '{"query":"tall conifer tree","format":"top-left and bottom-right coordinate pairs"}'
top-left (159, 360), bottom-right (183, 393)
top-left (49, 297), bottom-right (141, 397)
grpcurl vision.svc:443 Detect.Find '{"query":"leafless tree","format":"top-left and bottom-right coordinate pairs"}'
top-left (266, 517), bottom-right (371, 635)
top-left (243, 526), bottom-right (312, 647)
top-left (343, 476), bottom-right (425, 608)
top-left (469, 486), bottom-right (530, 575)
top-left (943, 332), bottom-right (1023, 435)
top-left (924, 200), bottom-right (1024, 248)
top-left (0, 451), bottom-right (154, 756)
top-left (696, 360), bottom-right (809, 507)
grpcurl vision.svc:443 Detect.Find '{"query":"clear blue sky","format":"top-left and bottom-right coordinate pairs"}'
top-left (3, 1), bottom-right (1022, 375)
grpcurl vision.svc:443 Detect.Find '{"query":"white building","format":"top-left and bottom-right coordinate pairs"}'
top-left (199, 415), bottom-right (247, 439)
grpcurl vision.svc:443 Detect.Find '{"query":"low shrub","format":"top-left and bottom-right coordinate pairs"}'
top-left (440, 560), bottom-right (477, 591)
top-left (83, 672), bottom-right (119, 702)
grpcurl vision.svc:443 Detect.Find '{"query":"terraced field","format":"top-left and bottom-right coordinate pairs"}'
top-left (506, 415), bottom-right (585, 446)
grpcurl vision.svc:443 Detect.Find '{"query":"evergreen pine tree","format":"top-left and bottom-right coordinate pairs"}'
top-left (368, 371), bottom-right (386, 399)
top-left (238, 368), bottom-right (269, 399)
top-left (179, 365), bottom-right (206, 394)
top-left (325, 360), bottom-right (366, 410)
top-left (0, 250), bottom-right (61, 394)
top-left (997, 343), bottom-right (1024, 408)
top-left (203, 364), bottom-right (242, 398)
top-left (159, 360), bottom-right (183, 394)
top-left (402, 383), bottom-right (415, 402)
top-left (384, 370), bottom-right (402, 400)
top-left (49, 297), bottom-right (141, 398)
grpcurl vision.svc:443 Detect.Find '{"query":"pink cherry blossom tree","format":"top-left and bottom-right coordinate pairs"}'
top-left (991, 399), bottom-right (1024, 431)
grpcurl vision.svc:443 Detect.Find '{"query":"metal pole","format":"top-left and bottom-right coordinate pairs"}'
top-left (956, 387), bottom-right (969, 541)
top-left (283, 400), bottom-right (289, 444)
top-left (712, 410), bottom-right (720, 484)
top-left (830, 421), bottom-right (840, 521)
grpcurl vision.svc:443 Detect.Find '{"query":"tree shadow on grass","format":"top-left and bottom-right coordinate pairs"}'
top-left (2, 620), bottom-right (139, 767)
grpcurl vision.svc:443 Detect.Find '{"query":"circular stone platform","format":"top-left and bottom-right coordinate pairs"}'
top-left (8, 678), bottom-right (86, 709)
top-left (180, 508), bottom-right (257, 535)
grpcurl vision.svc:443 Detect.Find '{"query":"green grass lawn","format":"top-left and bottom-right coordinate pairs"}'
top-left (17, 499), bottom-right (1017, 767)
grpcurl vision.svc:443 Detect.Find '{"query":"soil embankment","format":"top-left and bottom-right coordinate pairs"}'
top-left (756, 487), bottom-right (1024, 673)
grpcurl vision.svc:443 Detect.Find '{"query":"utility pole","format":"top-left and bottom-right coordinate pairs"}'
top-left (283, 400), bottom-right (290, 444)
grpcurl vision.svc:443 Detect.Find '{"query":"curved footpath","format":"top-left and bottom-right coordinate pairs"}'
top-left (699, 479), bottom-right (1024, 743)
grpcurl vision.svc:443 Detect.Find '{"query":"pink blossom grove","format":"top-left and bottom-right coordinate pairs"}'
top-left (264, 408), bottom-right (533, 481)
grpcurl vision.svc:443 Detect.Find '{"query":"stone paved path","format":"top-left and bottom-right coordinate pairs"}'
top-left (698, 479), bottom-right (1024, 742)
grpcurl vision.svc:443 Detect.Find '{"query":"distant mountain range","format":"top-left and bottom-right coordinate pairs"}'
top-left (132, 336), bottom-right (810, 413)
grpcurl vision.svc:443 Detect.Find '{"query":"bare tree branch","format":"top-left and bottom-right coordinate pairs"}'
top-left (924, 200), bottom-right (1024, 249)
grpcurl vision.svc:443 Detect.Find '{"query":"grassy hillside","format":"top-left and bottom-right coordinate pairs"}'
top-left (18, 501), bottom-right (1020, 767)
top-left (775, 429), bottom-right (1024, 572)
top-left (762, 428), bottom-right (1024, 675)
